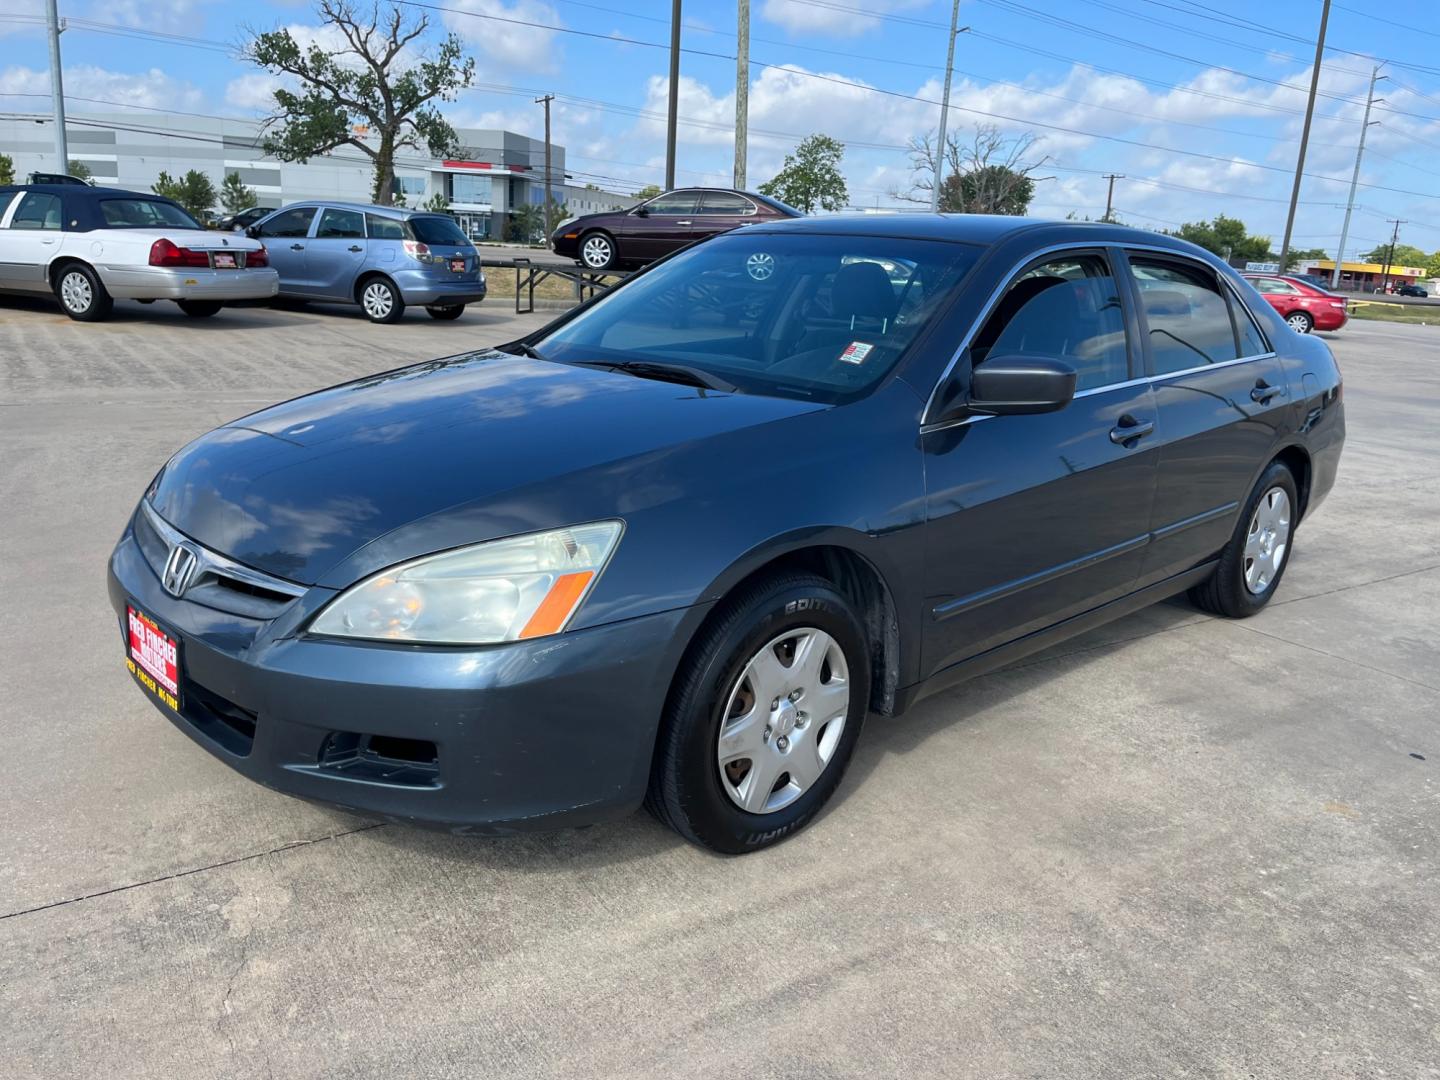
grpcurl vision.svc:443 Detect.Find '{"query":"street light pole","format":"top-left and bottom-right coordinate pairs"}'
top-left (1380, 218), bottom-right (1406, 295)
top-left (931, 1), bottom-right (964, 212)
top-left (665, 0), bottom-right (681, 191)
top-left (1103, 174), bottom-right (1124, 223)
top-left (535, 93), bottom-right (555, 239)
top-left (734, 0), bottom-right (748, 189)
top-left (45, 0), bottom-right (68, 172)
top-left (1278, 0), bottom-right (1331, 271)
top-left (1332, 65), bottom-right (1384, 291)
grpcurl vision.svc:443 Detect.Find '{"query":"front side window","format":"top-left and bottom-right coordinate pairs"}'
top-left (535, 232), bottom-right (980, 404)
top-left (641, 191), bottom-right (699, 215)
top-left (316, 208), bottom-right (365, 239)
top-left (971, 253), bottom-right (1130, 392)
top-left (9, 192), bottom-right (62, 230)
top-left (98, 199), bottom-right (199, 229)
top-left (1130, 257), bottom-right (1241, 375)
top-left (257, 206), bottom-right (317, 238)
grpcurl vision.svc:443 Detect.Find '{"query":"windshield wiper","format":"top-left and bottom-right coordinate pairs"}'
top-left (501, 341), bottom-right (549, 361)
top-left (571, 359), bottom-right (737, 393)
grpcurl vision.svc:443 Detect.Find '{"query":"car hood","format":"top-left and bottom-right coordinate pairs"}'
top-left (148, 351), bottom-right (823, 584)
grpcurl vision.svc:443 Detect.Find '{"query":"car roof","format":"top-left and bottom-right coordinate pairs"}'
top-left (270, 200), bottom-right (430, 219)
top-left (0, 184), bottom-right (172, 199)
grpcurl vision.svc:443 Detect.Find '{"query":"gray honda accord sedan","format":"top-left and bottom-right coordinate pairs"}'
top-left (109, 215), bottom-right (1344, 853)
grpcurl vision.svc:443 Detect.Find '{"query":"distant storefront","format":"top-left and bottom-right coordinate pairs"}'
top-left (1303, 259), bottom-right (1429, 293)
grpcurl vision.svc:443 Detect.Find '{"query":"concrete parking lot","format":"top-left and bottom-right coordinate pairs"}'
top-left (2, 294), bottom-right (1437, 1078)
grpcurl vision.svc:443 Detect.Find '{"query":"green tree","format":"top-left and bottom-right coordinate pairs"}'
top-left (245, 0), bottom-right (475, 206)
top-left (905, 125), bottom-right (1046, 215)
top-left (0, 154), bottom-right (13, 185)
top-left (66, 160), bottom-right (93, 182)
top-left (634, 183), bottom-right (662, 200)
top-left (1428, 251), bottom-right (1440, 278)
top-left (219, 171), bottom-right (259, 214)
top-left (1281, 247), bottom-right (1327, 272)
top-left (1168, 215), bottom-right (1271, 262)
top-left (153, 170), bottom-right (218, 219)
top-left (507, 199), bottom-right (567, 243)
top-left (759, 134), bottom-right (848, 214)
top-left (419, 190), bottom-right (450, 213)
top-left (1362, 242), bottom-right (1428, 268)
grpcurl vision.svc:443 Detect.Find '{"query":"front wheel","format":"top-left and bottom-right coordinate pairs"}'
top-left (425, 304), bottom-right (465, 320)
top-left (1189, 461), bottom-right (1298, 618)
top-left (54, 263), bottom-right (113, 322)
top-left (1286, 310), bottom-right (1313, 334)
top-left (359, 277), bottom-right (405, 323)
top-left (647, 573), bottom-right (870, 853)
top-left (177, 300), bottom-right (222, 318)
top-left (579, 231), bottom-right (616, 270)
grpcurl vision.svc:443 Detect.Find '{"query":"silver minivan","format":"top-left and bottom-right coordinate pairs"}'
top-left (248, 202), bottom-right (486, 323)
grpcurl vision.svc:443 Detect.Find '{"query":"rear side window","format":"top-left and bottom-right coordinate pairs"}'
top-left (366, 214), bottom-right (405, 240)
top-left (316, 208), bottom-right (365, 239)
top-left (1230, 289), bottom-right (1269, 357)
top-left (1130, 257), bottom-right (1241, 375)
top-left (9, 192), bottom-right (62, 230)
top-left (407, 215), bottom-right (469, 246)
top-left (258, 206), bottom-right (317, 238)
top-left (1255, 276), bottom-right (1298, 294)
top-left (701, 191), bottom-right (755, 215)
top-left (99, 199), bottom-right (198, 229)
top-left (972, 253), bottom-right (1130, 392)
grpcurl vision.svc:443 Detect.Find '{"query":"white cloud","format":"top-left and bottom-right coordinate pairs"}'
top-left (225, 73), bottom-right (284, 112)
top-left (440, 0), bottom-right (561, 72)
top-left (0, 64), bottom-right (205, 112)
top-left (759, 0), bottom-right (930, 38)
top-left (100, 0), bottom-right (215, 35)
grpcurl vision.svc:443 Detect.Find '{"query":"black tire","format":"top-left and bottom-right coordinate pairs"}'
top-left (1285, 310), bottom-right (1313, 334)
top-left (425, 304), bottom-right (465, 320)
top-left (578, 230), bottom-right (616, 270)
top-left (177, 300), bottom-right (222, 318)
top-left (647, 572), bottom-right (870, 854)
top-left (357, 276), bottom-right (405, 323)
top-left (1189, 461), bottom-right (1299, 618)
top-left (52, 262), bottom-right (113, 322)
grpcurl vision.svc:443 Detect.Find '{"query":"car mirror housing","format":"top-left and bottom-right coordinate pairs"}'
top-left (967, 355), bottom-right (1078, 416)
top-left (632, 205), bottom-right (649, 217)
top-left (245, 225), bottom-right (260, 239)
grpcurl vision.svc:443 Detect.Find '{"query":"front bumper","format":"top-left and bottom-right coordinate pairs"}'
top-left (392, 268), bottom-right (487, 307)
top-left (107, 519), bottom-right (697, 834)
top-left (99, 265), bottom-right (280, 301)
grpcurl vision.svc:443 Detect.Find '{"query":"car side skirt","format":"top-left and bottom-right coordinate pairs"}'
top-left (895, 559), bottom-right (1219, 714)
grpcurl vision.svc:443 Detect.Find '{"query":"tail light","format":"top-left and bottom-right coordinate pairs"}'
top-left (248, 245), bottom-right (268, 268)
top-left (148, 238), bottom-right (210, 268)
top-left (403, 240), bottom-right (434, 263)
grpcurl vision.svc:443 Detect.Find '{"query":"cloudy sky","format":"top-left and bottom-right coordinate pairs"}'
top-left (2, 0), bottom-right (1438, 257)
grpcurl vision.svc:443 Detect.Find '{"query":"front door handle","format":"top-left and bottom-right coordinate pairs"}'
top-left (290, 243), bottom-right (305, 251)
top-left (348, 244), bottom-right (363, 252)
top-left (1250, 379), bottom-right (1286, 404)
top-left (1109, 415), bottom-right (1155, 445)
top-left (675, 220), bottom-right (692, 226)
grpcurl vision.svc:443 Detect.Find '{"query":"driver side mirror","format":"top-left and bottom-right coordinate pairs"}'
top-left (245, 225), bottom-right (261, 239)
top-left (632, 205), bottom-right (649, 217)
top-left (970, 355), bottom-right (1077, 415)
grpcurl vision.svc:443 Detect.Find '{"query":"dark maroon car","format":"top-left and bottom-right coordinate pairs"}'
top-left (551, 187), bottom-right (803, 270)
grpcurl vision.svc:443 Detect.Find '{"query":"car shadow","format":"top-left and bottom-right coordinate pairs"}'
top-left (0, 293), bottom-right (302, 329)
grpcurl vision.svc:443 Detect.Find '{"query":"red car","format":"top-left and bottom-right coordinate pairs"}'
top-left (1242, 274), bottom-right (1348, 334)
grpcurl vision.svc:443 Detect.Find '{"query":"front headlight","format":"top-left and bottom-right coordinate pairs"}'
top-left (309, 521), bottom-right (623, 644)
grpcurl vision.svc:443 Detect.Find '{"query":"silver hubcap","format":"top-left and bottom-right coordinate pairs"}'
top-left (1287, 313), bottom-right (1310, 332)
top-left (582, 236), bottom-right (611, 268)
top-left (362, 282), bottom-right (394, 319)
top-left (746, 252), bottom-right (775, 281)
top-left (60, 271), bottom-right (92, 312)
top-left (1244, 487), bottom-right (1291, 594)
top-left (717, 628), bottom-right (850, 815)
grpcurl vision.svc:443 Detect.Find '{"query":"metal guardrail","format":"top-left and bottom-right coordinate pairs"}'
top-left (480, 257), bottom-right (633, 315)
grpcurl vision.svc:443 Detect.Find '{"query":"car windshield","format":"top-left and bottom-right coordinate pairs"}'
top-left (408, 215), bottom-right (470, 246)
top-left (534, 231), bottom-right (982, 403)
top-left (99, 199), bottom-right (201, 229)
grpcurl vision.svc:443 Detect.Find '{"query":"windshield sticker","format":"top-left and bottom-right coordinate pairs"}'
top-left (839, 341), bottom-right (874, 365)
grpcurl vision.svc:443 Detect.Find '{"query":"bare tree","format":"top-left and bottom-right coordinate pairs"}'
top-left (896, 124), bottom-right (1050, 215)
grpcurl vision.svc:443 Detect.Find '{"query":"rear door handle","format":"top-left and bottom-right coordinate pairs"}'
top-left (1109, 415), bottom-right (1155, 445)
top-left (348, 245), bottom-right (363, 252)
top-left (1250, 379), bottom-right (1286, 404)
top-left (676, 220), bottom-right (692, 226)
top-left (290, 243), bottom-right (305, 251)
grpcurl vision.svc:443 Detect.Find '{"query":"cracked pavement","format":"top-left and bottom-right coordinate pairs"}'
top-left (2, 296), bottom-right (1437, 1078)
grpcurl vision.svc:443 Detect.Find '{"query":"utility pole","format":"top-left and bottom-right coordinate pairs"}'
top-left (1380, 218), bottom-right (1406, 295)
top-left (1278, 0), bottom-right (1330, 271)
top-left (45, 0), bottom-right (68, 172)
top-left (734, 0), bottom-right (748, 189)
top-left (1103, 174), bottom-right (1124, 223)
top-left (665, 0), bottom-right (681, 190)
top-left (1332, 65), bottom-right (1385, 290)
top-left (931, 2), bottom-right (965, 212)
top-left (534, 93), bottom-right (555, 238)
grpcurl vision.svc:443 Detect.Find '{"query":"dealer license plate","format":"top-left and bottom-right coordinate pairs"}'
top-left (212, 252), bottom-right (238, 269)
top-left (450, 258), bottom-right (465, 272)
top-left (126, 604), bottom-right (181, 712)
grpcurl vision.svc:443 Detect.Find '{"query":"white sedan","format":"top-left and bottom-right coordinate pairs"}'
top-left (0, 183), bottom-right (279, 321)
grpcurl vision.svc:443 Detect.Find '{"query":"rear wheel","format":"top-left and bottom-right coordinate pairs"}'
top-left (177, 300), bottom-right (222, 318)
top-left (647, 573), bottom-right (870, 853)
top-left (1286, 310), bottom-right (1313, 334)
top-left (425, 304), bottom-right (465, 320)
top-left (54, 263), bottom-right (113, 322)
top-left (359, 277), bottom-right (405, 323)
top-left (579, 231), bottom-right (616, 270)
top-left (1189, 461), bottom-right (1298, 618)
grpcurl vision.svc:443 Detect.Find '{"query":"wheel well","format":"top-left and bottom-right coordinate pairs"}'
top-left (48, 257), bottom-right (93, 289)
top-left (1272, 445), bottom-right (1313, 521)
top-left (353, 271), bottom-right (395, 303)
top-left (696, 546), bottom-right (902, 716)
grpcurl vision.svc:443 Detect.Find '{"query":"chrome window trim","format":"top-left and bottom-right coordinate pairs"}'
top-left (140, 500), bottom-right (308, 599)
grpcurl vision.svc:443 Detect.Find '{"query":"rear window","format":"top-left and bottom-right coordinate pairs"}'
top-left (99, 199), bottom-right (200, 229)
top-left (407, 215), bottom-right (470, 246)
